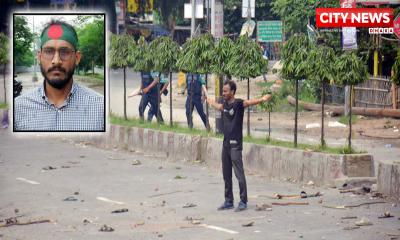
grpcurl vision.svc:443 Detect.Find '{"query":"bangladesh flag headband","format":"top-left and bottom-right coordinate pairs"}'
top-left (40, 23), bottom-right (78, 49)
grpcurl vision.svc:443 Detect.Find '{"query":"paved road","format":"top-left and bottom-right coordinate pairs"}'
top-left (0, 129), bottom-right (399, 240)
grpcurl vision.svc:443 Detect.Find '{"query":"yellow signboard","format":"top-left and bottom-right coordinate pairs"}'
top-left (127, 0), bottom-right (153, 14)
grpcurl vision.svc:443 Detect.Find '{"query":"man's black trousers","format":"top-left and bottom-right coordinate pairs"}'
top-left (222, 145), bottom-right (247, 204)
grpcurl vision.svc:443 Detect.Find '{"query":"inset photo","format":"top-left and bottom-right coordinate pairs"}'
top-left (13, 13), bottom-right (106, 132)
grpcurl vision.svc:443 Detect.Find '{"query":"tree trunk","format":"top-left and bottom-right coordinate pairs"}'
top-left (189, 74), bottom-right (194, 129)
top-left (205, 73), bottom-right (210, 132)
top-left (169, 72), bottom-right (173, 127)
top-left (247, 78), bottom-right (250, 137)
top-left (321, 80), bottom-right (326, 147)
top-left (348, 85), bottom-right (353, 150)
top-left (3, 64), bottom-right (6, 104)
top-left (294, 79), bottom-right (299, 148)
top-left (123, 67), bottom-right (127, 120)
top-left (92, 60), bottom-right (95, 75)
top-left (157, 72), bottom-right (161, 123)
top-left (268, 110), bottom-right (271, 141)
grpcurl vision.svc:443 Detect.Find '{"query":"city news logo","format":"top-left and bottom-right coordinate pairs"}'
top-left (316, 8), bottom-right (394, 34)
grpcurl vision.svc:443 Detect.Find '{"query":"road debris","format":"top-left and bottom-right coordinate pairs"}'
top-left (339, 186), bottom-right (370, 194)
top-left (83, 219), bottom-right (92, 225)
top-left (174, 175), bottom-right (186, 179)
top-left (63, 196), bottom-right (78, 201)
top-left (341, 216), bottom-right (358, 220)
top-left (0, 217), bottom-right (51, 228)
top-left (323, 201), bottom-right (386, 209)
top-left (272, 202), bottom-right (309, 206)
top-left (148, 190), bottom-right (182, 198)
top-left (242, 221), bottom-right (254, 227)
top-left (343, 226), bottom-right (360, 230)
top-left (378, 211), bottom-right (394, 219)
top-left (183, 203), bottom-right (197, 208)
top-left (355, 218), bottom-right (373, 226)
top-left (133, 220), bottom-right (145, 228)
top-left (99, 224), bottom-right (114, 232)
top-left (132, 160), bottom-right (141, 165)
top-left (111, 208), bottom-right (129, 214)
top-left (96, 197), bottom-right (125, 205)
top-left (16, 177), bottom-right (40, 185)
top-left (255, 203), bottom-right (272, 211)
top-left (108, 155), bottom-right (126, 160)
top-left (42, 166), bottom-right (57, 170)
top-left (275, 191), bottom-right (322, 199)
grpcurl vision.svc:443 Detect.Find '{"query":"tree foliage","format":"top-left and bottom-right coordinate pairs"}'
top-left (109, 34), bottom-right (136, 69)
top-left (0, 32), bottom-right (8, 66)
top-left (391, 50), bottom-right (400, 85)
top-left (76, 16), bottom-right (105, 73)
top-left (227, 35), bottom-right (268, 79)
top-left (281, 33), bottom-right (311, 81)
top-left (148, 36), bottom-right (180, 73)
top-left (177, 33), bottom-right (215, 74)
top-left (211, 36), bottom-right (234, 76)
top-left (14, 16), bottom-right (34, 66)
top-left (133, 36), bottom-right (154, 72)
top-left (306, 45), bottom-right (336, 85)
top-left (335, 51), bottom-right (369, 87)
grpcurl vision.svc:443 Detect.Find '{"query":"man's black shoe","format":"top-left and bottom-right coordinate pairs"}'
top-left (217, 202), bottom-right (234, 210)
top-left (234, 201), bottom-right (247, 212)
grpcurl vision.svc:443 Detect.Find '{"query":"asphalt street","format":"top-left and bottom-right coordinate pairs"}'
top-left (0, 129), bottom-right (399, 240)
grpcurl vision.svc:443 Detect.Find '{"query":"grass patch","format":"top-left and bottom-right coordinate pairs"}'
top-left (339, 115), bottom-right (359, 125)
top-left (110, 115), bottom-right (361, 155)
top-left (0, 102), bottom-right (8, 109)
top-left (244, 136), bottom-right (350, 154)
top-left (109, 114), bottom-right (222, 138)
top-left (76, 72), bottom-right (104, 85)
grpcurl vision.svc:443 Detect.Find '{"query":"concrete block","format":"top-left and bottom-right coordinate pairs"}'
top-left (378, 162), bottom-right (400, 201)
top-left (334, 177), bottom-right (377, 189)
top-left (344, 154), bottom-right (374, 177)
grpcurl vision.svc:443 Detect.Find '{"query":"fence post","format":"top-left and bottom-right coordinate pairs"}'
top-left (392, 69), bottom-right (397, 109)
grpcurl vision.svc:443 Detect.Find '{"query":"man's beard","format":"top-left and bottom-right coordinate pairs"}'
top-left (41, 65), bottom-right (75, 90)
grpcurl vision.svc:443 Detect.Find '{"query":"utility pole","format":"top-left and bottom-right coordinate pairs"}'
top-left (191, 0), bottom-right (196, 38)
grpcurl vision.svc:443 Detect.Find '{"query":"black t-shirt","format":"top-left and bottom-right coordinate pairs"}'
top-left (222, 99), bottom-right (244, 149)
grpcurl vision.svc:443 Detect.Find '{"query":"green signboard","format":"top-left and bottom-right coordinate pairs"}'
top-left (257, 21), bottom-right (282, 42)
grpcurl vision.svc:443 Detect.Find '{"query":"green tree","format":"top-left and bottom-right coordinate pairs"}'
top-left (281, 33), bottom-right (311, 147)
top-left (335, 51), bottom-right (369, 151)
top-left (226, 35), bottom-right (268, 136)
top-left (148, 36), bottom-right (180, 126)
top-left (0, 32), bottom-right (8, 103)
top-left (211, 36), bottom-right (234, 78)
top-left (76, 17), bottom-right (105, 74)
top-left (306, 42), bottom-right (337, 148)
top-left (133, 36), bottom-right (154, 73)
top-left (259, 89), bottom-right (277, 141)
top-left (109, 34), bottom-right (137, 120)
top-left (13, 16), bottom-right (34, 67)
top-left (391, 50), bottom-right (400, 85)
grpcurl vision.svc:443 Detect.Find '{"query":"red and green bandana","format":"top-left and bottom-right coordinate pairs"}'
top-left (40, 23), bottom-right (78, 49)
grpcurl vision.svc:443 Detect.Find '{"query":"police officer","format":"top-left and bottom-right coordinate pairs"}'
top-left (147, 72), bottom-right (169, 123)
top-left (138, 71), bottom-right (158, 122)
top-left (185, 73), bottom-right (208, 128)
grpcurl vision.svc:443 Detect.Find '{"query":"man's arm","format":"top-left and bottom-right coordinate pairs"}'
top-left (142, 78), bottom-right (159, 94)
top-left (206, 97), bottom-right (223, 111)
top-left (160, 81), bottom-right (169, 94)
top-left (243, 94), bottom-right (272, 108)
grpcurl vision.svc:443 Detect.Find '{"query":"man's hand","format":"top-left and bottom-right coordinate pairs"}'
top-left (262, 94), bottom-right (272, 102)
top-left (142, 88), bottom-right (149, 94)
